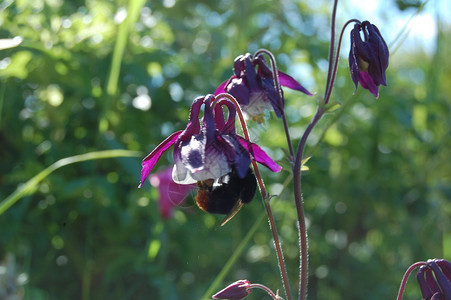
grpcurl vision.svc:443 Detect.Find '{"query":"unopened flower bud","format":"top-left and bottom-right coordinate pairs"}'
top-left (212, 280), bottom-right (252, 299)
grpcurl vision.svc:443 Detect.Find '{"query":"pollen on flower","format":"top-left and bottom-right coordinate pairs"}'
top-left (246, 92), bottom-right (272, 118)
top-left (358, 57), bottom-right (369, 72)
top-left (251, 114), bottom-right (266, 123)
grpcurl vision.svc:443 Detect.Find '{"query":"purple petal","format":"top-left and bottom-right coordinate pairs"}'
top-left (219, 134), bottom-right (251, 179)
top-left (233, 54), bottom-right (247, 77)
top-left (261, 77), bottom-right (283, 118)
top-left (139, 131), bottom-right (183, 188)
top-left (177, 97), bottom-right (204, 142)
top-left (363, 21), bottom-right (389, 86)
top-left (254, 55), bottom-right (273, 78)
top-left (216, 98), bottom-right (237, 134)
top-left (278, 70), bottom-right (313, 96)
top-left (438, 259), bottom-right (451, 279)
top-left (238, 136), bottom-right (282, 172)
top-left (426, 267), bottom-right (442, 295)
top-left (429, 260), bottom-right (451, 298)
top-left (349, 26), bottom-right (361, 91)
top-left (202, 95), bottom-right (216, 141)
top-left (417, 266), bottom-right (435, 299)
top-left (214, 103), bottom-right (226, 132)
top-left (358, 70), bottom-right (379, 98)
top-left (430, 292), bottom-right (444, 300)
top-left (214, 78), bottom-right (231, 96)
top-left (243, 54), bottom-right (259, 91)
top-left (149, 167), bottom-right (195, 218)
top-left (227, 77), bottom-right (251, 105)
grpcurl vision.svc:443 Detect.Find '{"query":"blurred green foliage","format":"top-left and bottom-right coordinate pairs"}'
top-left (0, 0), bottom-right (450, 299)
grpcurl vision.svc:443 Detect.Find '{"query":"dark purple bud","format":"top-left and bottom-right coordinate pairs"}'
top-left (349, 21), bottom-right (389, 98)
top-left (212, 280), bottom-right (252, 299)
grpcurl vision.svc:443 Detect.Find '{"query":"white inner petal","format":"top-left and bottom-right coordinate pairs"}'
top-left (172, 163), bottom-right (197, 184)
top-left (244, 92), bottom-right (272, 116)
top-left (190, 149), bottom-right (230, 181)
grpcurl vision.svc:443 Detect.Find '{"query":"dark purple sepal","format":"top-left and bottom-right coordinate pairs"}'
top-left (238, 136), bottom-right (282, 173)
top-left (278, 70), bottom-right (313, 96)
top-left (140, 130), bottom-right (183, 188)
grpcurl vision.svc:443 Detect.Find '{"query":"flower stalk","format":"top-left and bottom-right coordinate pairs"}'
top-left (324, 18), bottom-right (361, 104)
top-left (254, 49), bottom-right (295, 161)
top-left (396, 261), bottom-right (427, 300)
top-left (287, 0), bottom-right (340, 298)
top-left (214, 93), bottom-right (292, 300)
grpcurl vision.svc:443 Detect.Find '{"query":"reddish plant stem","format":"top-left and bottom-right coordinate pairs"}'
top-left (248, 283), bottom-right (279, 299)
top-left (324, 0), bottom-right (339, 102)
top-left (293, 108), bottom-right (324, 300)
top-left (324, 18), bottom-right (361, 104)
top-left (396, 261), bottom-right (427, 300)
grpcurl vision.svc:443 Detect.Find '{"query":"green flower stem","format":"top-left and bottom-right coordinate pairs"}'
top-left (0, 150), bottom-right (141, 215)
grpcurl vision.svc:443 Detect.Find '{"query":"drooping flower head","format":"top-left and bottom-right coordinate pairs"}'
top-left (149, 167), bottom-right (195, 219)
top-left (349, 21), bottom-right (389, 98)
top-left (212, 280), bottom-right (252, 299)
top-left (215, 53), bottom-right (312, 121)
top-left (416, 259), bottom-right (451, 300)
top-left (140, 94), bottom-right (281, 223)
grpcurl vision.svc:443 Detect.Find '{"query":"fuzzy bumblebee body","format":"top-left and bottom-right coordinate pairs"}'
top-left (195, 168), bottom-right (257, 225)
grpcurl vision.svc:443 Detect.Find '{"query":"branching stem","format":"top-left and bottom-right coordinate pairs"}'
top-left (292, 107), bottom-right (324, 300)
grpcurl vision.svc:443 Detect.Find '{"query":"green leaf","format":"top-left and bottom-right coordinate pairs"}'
top-left (324, 100), bottom-right (342, 113)
top-left (0, 150), bottom-right (141, 215)
top-left (301, 155), bottom-right (312, 172)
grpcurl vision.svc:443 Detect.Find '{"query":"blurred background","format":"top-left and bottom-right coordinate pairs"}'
top-left (0, 0), bottom-right (450, 299)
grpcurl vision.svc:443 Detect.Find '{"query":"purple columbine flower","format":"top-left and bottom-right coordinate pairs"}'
top-left (215, 53), bottom-right (312, 121)
top-left (149, 167), bottom-right (196, 219)
top-left (349, 21), bottom-right (389, 98)
top-left (212, 280), bottom-right (252, 299)
top-left (417, 259), bottom-right (451, 300)
top-left (139, 94), bottom-right (281, 220)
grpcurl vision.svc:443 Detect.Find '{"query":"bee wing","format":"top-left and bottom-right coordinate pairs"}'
top-left (220, 199), bottom-right (244, 226)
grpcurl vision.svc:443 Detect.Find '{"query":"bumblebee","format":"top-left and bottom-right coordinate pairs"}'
top-left (195, 167), bottom-right (257, 226)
